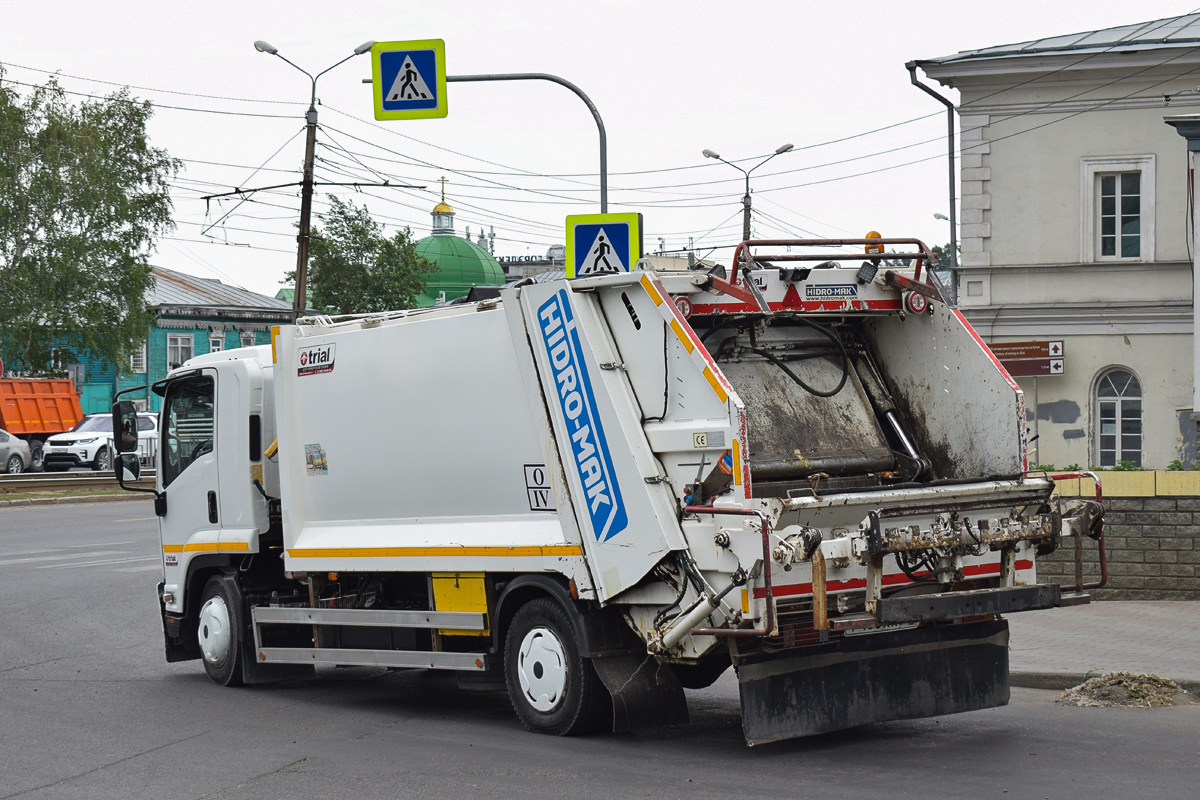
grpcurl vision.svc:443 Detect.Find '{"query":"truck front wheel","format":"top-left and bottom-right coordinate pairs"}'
top-left (198, 576), bottom-right (244, 686)
top-left (504, 598), bottom-right (609, 736)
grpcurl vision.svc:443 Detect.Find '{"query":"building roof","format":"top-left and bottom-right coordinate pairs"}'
top-left (917, 13), bottom-right (1200, 68)
top-left (150, 267), bottom-right (292, 320)
top-left (414, 236), bottom-right (506, 306)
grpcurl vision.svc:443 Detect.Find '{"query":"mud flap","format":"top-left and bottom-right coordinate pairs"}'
top-left (736, 619), bottom-right (1010, 745)
top-left (591, 654), bottom-right (689, 733)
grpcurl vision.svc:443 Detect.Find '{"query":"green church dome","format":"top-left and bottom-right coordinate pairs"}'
top-left (413, 193), bottom-right (505, 306)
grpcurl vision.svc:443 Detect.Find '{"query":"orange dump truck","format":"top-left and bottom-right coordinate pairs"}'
top-left (0, 379), bottom-right (84, 472)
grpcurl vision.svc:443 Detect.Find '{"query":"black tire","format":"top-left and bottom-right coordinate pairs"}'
top-left (504, 598), bottom-right (609, 736)
top-left (91, 446), bottom-right (110, 471)
top-left (6, 455), bottom-right (23, 474)
top-left (29, 442), bottom-right (44, 473)
top-left (198, 576), bottom-right (244, 686)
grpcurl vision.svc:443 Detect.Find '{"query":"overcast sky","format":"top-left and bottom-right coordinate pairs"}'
top-left (1, 1), bottom-right (1194, 297)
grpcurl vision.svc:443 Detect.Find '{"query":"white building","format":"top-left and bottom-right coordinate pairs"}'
top-left (914, 15), bottom-right (1200, 469)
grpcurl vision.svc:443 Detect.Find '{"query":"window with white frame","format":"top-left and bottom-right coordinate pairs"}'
top-left (209, 332), bottom-right (223, 353)
top-left (167, 334), bottom-right (193, 369)
top-left (1096, 369), bottom-right (1142, 468)
top-left (130, 343), bottom-right (147, 374)
top-left (1081, 155), bottom-right (1155, 262)
top-left (240, 331), bottom-right (256, 348)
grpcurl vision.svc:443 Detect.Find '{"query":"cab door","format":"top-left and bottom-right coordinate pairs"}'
top-left (158, 372), bottom-right (221, 581)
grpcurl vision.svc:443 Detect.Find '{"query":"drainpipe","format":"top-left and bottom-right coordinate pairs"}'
top-left (906, 62), bottom-right (958, 303)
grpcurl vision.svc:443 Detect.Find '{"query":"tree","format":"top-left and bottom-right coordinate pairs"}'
top-left (0, 74), bottom-right (180, 375)
top-left (300, 196), bottom-right (436, 314)
top-left (931, 241), bottom-right (959, 267)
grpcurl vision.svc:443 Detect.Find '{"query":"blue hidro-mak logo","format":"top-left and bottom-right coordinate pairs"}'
top-left (537, 290), bottom-right (628, 542)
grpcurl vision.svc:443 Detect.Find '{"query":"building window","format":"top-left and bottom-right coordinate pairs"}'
top-left (1099, 172), bottom-right (1140, 258)
top-left (240, 331), bottom-right (256, 348)
top-left (209, 333), bottom-right (223, 353)
top-left (1096, 369), bottom-right (1142, 468)
top-left (131, 343), bottom-right (147, 374)
top-left (1081, 155), bottom-right (1154, 262)
top-left (167, 334), bottom-right (193, 369)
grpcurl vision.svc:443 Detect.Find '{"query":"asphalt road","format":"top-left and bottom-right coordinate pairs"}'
top-left (2, 501), bottom-right (1197, 800)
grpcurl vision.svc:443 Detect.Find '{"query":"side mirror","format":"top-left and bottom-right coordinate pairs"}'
top-left (116, 453), bottom-right (141, 485)
top-left (112, 400), bottom-right (140, 454)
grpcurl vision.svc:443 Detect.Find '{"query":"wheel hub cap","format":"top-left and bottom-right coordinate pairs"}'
top-left (198, 596), bottom-right (232, 665)
top-left (516, 626), bottom-right (567, 712)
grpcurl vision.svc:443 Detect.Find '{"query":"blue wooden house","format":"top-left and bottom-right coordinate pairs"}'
top-left (75, 267), bottom-right (292, 414)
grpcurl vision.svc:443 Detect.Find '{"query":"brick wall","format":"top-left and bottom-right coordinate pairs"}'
top-left (1039, 474), bottom-right (1200, 600)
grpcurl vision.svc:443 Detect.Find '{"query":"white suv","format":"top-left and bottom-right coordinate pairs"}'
top-left (43, 413), bottom-right (158, 471)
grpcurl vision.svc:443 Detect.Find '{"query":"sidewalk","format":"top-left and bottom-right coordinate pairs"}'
top-left (1007, 601), bottom-right (1200, 691)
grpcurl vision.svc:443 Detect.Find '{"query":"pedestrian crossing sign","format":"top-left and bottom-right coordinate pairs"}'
top-left (371, 39), bottom-right (448, 121)
top-left (566, 213), bottom-right (643, 279)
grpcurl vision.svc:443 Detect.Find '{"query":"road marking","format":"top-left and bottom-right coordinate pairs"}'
top-left (113, 517), bottom-right (155, 523)
top-left (1, 542), bottom-right (136, 558)
top-left (38, 556), bottom-right (158, 570)
top-left (113, 565), bottom-right (163, 573)
top-left (0, 550), bottom-right (130, 567)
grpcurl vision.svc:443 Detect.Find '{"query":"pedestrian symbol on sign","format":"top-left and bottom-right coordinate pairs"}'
top-left (387, 56), bottom-right (433, 101)
top-left (581, 231), bottom-right (623, 275)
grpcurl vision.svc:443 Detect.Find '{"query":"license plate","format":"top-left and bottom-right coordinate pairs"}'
top-left (49, 447), bottom-right (66, 453)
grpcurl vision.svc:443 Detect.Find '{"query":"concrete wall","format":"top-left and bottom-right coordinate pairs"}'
top-left (1042, 472), bottom-right (1200, 599)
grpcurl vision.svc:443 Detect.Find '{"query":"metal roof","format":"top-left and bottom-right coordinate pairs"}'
top-left (918, 13), bottom-right (1200, 67)
top-left (149, 266), bottom-right (292, 314)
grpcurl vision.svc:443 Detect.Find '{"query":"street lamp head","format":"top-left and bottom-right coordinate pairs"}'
top-left (933, 213), bottom-right (949, 221)
top-left (702, 149), bottom-right (721, 160)
top-left (254, 40), bottom-right (278, 55)
top-left (353, 40), bottom-right (376, 55)
top-left (775, 143), bottom-right (794, 154)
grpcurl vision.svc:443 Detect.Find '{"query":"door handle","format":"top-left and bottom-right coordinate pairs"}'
top-left (207, 490), bottom-right (218, 524)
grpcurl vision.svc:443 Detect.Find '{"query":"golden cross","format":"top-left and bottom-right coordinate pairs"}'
top-left (438, 176), bottom-right (447, 203)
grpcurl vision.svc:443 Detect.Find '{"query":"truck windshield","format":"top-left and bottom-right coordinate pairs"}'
top-left (161, 376), bottom-right (214, 488)
top-left (73, 416), bottom-right (114, 433)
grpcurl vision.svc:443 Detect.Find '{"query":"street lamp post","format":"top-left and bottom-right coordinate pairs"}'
top-left (254, 39), bottom-right (374, 321)
top-left (702, 143), bottom-right (794, 243)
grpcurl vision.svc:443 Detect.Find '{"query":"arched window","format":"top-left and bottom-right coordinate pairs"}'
top-left (1096, 369), bottom-right (1142, 467)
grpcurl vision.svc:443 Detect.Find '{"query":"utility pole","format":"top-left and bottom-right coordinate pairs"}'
top-left (294, 107), bottom-right (318, 322)
top-left (254, 39), bottom-right (375, 321)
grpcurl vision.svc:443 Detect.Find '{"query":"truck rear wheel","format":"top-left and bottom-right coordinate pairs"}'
top-left (504, 598), bottom-right (609, 736)
top-left (29, 442), bottom-right (44, 472)
top-left (198, 576), bottom-right (244, 687)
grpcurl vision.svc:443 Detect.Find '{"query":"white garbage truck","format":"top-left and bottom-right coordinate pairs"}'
top-left (112, 237), bottom-right (1104, 744)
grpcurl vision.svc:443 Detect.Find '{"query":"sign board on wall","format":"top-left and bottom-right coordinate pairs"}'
top-left (989, 340), bottom-right (1065, 377)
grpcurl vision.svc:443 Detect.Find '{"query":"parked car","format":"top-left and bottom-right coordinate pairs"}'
top-left (0, 428), bottom-right (32, 474)
top-left (42, 412), bottom-right (157, 471)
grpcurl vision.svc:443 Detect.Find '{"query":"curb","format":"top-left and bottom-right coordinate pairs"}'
top-left (1011, 670), bottom-right (1200, 694)
top-left (0, 493), bottom-right (152, 508)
